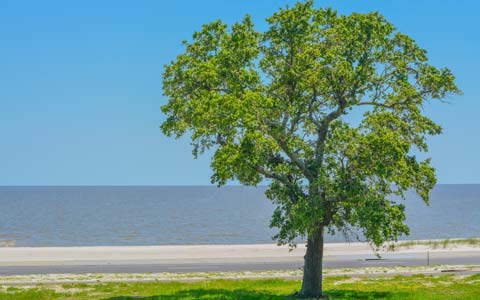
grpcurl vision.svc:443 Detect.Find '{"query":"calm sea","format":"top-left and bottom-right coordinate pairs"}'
top-left (0, 185), bottom-right (478, 247)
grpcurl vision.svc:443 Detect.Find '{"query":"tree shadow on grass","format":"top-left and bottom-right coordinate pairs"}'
top-left (104, 288), bottom-right (399, 300)
top-left (327, 289), bottom-right (403, 299)
top-left (104, 288), bottom-right (286, 300)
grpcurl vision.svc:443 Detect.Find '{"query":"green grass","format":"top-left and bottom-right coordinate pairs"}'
top-left (396, 238), bottom-right (480, 249)
top-left (1, 274), bottom-right (480, 300)
top-left (0, 240), bottom-right (15, 247)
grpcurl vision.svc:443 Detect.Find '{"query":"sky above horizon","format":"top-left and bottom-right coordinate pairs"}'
top-left (1, 0), bottom-right (478, 185)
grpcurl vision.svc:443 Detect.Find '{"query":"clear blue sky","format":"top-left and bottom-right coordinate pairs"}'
top-left (0, 0), bottom-right (478, 185)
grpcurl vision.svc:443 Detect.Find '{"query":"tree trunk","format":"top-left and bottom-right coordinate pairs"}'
top-left (300, 225), bottom-right (325, 299)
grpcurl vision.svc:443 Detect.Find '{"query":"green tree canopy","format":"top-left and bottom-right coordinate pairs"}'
top-left (161, 1), bottom-right (460, 297)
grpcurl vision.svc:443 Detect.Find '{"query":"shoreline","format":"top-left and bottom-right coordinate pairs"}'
top-left (2, 237), bottom-right (479, 248)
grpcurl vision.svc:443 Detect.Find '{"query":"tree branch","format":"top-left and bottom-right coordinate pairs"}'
top-left (313, 98), bottom-right (346, 170)
top-left (253, 164), bottom-right (290, 184)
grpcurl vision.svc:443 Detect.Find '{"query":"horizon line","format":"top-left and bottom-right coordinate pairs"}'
top-left (1, 183), bottom-right (480, 188)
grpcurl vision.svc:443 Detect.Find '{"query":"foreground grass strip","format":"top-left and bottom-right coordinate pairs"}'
top-left (1, 265), bottom-right (478, 285)
top-left (1, 274), bottom-right (480, 300)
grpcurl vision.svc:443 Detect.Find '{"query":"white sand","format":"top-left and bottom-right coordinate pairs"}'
top-left (1, 240), bottom-right (479, 267)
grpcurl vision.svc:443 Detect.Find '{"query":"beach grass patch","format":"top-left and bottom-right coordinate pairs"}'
top-left (396, 238), bottom-right (480, 250)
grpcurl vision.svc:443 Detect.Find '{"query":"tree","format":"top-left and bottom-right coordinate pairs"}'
top-left (160, 1), bottom-right (460, 298)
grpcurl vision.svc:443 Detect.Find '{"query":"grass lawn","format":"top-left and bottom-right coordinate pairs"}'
top-left (1, 273), bottom-right (480, 300)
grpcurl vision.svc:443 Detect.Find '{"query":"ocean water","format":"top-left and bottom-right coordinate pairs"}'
top-left (0, 185), bottom-right (478, 247)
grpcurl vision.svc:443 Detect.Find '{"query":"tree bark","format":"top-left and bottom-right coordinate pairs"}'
top-left (300, 225), bottom-right (325, 299)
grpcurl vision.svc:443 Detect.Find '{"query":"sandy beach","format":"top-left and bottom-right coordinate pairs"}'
top-left (1, 240), bottom-right (479, 267)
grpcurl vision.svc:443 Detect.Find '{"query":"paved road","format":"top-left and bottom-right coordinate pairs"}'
top-left (1, 251), bottom-right (480, 276)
